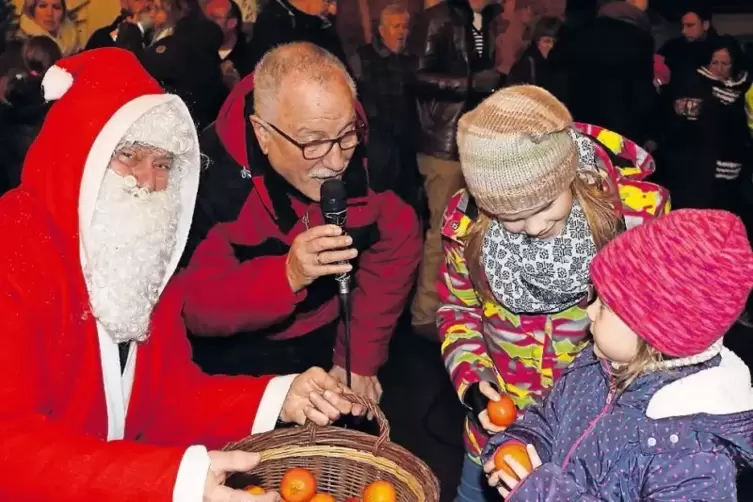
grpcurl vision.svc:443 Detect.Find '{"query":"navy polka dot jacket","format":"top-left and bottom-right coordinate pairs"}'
top-left (482, 346), bottom-right (753, 500)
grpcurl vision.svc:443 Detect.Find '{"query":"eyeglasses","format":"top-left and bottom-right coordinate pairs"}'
top-left (258, 118), bottom-right (363, 160)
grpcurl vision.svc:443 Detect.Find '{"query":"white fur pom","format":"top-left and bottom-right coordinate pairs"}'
top-left (42, 65), bottom-right (73, 101)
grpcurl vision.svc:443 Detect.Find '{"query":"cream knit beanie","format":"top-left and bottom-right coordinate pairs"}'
top-left (457, 85), bottom-right (578, 216)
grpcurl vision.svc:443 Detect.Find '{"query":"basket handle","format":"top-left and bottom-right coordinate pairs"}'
top-left (304, 392), bottom-right (390, 454)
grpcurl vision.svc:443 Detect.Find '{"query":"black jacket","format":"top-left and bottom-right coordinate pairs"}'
top-left (247, 0), bottom-right (349, 72)
top-left (659, 29), bottom-right (720, 82)
top-left (351, 36), bottom-right (420, 206)
top-left (222, 35), bottom-right (253, 77)
top-left (407, 0), bottom-right (501, 160)
top-left (507, 44), bottom-right (563, 98)
top-left (551, 2), bottom-right (656, 144)
top-left (85, 17), bottom-right (123, 50)
top-left (0, 81), bottom-right (49, 195)
top-left (139, 11), bottom-right (228, 130)
top-left (658, 67), bottom-right (752, 211)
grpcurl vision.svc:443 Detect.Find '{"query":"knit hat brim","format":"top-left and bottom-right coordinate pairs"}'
top-left (590, 209), bottom-right (753, 358)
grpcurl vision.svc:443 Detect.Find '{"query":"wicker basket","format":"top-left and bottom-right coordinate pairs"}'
top-left (223, 394), bottom-right (440, 501)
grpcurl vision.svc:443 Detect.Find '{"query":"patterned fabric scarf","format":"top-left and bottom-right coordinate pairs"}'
top-left (480, 129), bottom-right (600, 314)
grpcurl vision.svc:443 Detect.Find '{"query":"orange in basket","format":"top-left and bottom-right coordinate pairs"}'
top-left (223, 394), bottom-right (439, 501)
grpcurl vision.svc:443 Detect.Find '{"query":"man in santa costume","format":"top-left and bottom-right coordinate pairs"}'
top-left (0, 48), bottom-right (362, 501)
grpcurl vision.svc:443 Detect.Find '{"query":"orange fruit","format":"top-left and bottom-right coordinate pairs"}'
top-left (493, 442), bottom-right (533, 479)
top-left (280, 467), bottom-right (317, 502)
top-left (309, 494), bottom-right (336, 502)
top-left (244, 485), bottom-right (266, 494)
top-left (363, 480), bottom-right (396, 502)
top-left (487, 394), bottom-right (517, 427)
top-left (344, 498), bottom-right (361, 502)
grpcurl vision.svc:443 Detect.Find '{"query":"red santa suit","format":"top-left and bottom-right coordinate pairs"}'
top-left (0, 49), bottom-right (293, 501)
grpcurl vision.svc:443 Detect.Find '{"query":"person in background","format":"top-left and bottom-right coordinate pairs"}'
top-left (0, 47), bottom-right (362, 502)
top-left (407, 0), bottom-right (503, 340)
top-left (659, 1), bottom-right (718, 82)
top-left (659, 35), bottom-right (752, 213)
top-left (0, 36), bottom-right (60, 195)
top-left (550, 0), bottom-right (656, 146)
top-left (483, 209), bottom-right (753, 501)
top-left (439, 85), bottom-right (668, 501)
top-left (493, 0), bottom-right (535, 77)
top-left (350, 3), bottom-right (420, 209)
top-left (85, 0), bottom-right (156, 50)
top-left (507, 16), bottom-right (562, 95)
top-left (18, 0), bottom-right (80, 56)
top-left (204, 0), bottom-right (252, 86)
top-left (134, 0), bottom-right (229, 130)
top-left (181, 43), bottom-right (421, 403)
top-left (247, 0), bottom-right (350, 73)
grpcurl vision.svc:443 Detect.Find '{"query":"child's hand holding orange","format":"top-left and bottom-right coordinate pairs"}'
top-left (477, 381), bottom-right (516, 433)
top-left (483, 443), bottom-right (542, 499)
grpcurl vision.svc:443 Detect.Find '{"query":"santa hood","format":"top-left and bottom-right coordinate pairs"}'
top-left (21, 48), bottom-right (200, 296)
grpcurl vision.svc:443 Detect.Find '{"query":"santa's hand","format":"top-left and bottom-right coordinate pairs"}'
top-left (204, 451), bottom-right (280, 501)
top-left (279, 367), bottom-right (365, 425)
top-left (329, 365), bottom-right (382, 418)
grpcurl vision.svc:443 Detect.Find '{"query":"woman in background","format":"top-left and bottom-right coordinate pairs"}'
top-left (0, 36), bottom-right (61, 195)
top-left (508, 16), bottom-right (563, 96)
top-left (18, 0), bottom-right (80, 56)
top-left (659, 35), bottom-right (752, 213)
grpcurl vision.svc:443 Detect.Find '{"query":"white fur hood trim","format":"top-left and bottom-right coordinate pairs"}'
top-left (647, 348), bottom-right (753, 419)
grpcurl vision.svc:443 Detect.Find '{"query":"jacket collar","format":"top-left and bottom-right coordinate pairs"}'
top-left (243, 119), bottom-right (369, 234)
top-left (448, 0), bottom-right (501, 22)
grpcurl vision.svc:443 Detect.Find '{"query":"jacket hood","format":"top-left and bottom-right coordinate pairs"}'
top-left (647, 348), bottom-right (753, 467)
top-left (20, 49), bottom-right (200, 297)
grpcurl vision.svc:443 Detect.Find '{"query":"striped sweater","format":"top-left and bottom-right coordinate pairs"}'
top-left (438, 124), bottom-right (671, 459)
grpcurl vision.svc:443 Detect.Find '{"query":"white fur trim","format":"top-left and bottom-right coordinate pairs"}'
top-left (173, 445), bottom-right (210, 502)
top-left (646, 348), bottom-right (753, 419)
top-left (251, 374), bottom-right (297, 434)
top-left (79, 94), bottom-right (200, 443)
top-left (42, 65), bottom-right (74, 101)
top-left (79, 94), bottom-right (200, 295)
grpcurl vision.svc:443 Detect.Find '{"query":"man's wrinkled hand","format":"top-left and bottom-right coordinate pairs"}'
top-left (279, 367), bottom-right (365, 425)
top-left (204, 451), bottom-right (280, 502)
top-left (329, 365), bottom-right (382, 418)
top-left (285, 225), bottom-right (357, 293)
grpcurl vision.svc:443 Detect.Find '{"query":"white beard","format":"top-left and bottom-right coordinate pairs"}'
top-left (84, 169), bottom-right (181, 344)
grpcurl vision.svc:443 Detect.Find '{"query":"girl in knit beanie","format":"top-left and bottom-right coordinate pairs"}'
top-left (481, 209), bottom-right (753, 501)
top-left (438, 85), bottom-right (670, 500)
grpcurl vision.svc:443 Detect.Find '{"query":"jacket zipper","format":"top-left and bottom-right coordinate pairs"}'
top-left (561, 368), bottom-right (615, 469)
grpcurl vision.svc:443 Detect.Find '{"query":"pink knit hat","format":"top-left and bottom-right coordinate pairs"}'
top-left (590, 209), bottom-right (753, 357)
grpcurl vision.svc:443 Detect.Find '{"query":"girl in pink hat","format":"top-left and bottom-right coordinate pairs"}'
top-left (482, 208), bottom-right (753, 501)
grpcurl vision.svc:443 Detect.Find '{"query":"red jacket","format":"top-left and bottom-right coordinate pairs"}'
top-left (181, 74), bottom-right (421, 376)
top-left (0, 49), bottom-right (282, 500)
top-left (0, 127), bottom-right (272, 501)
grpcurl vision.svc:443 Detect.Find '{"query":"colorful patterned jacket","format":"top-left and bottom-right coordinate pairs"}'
top-left (438, 124), bottom-right (671, 459)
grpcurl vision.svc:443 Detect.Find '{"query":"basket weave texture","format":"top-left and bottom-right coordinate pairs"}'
top-left (223, 394), bottom-right (440, 501)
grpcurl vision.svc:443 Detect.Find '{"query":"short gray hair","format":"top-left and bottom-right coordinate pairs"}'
top-left (253, 42), bottom-right (357, 120)
top-left (380, 2), bottom-right (409, 26)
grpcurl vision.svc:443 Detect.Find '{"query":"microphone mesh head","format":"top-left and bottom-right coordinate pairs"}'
top-left (320, 178), bottom-right (346, 213)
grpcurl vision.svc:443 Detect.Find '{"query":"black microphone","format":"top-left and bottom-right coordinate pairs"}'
top-left (320, 178), bottom-right (353, 388)
top-left (320, 178), bottom-right (350, 296)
